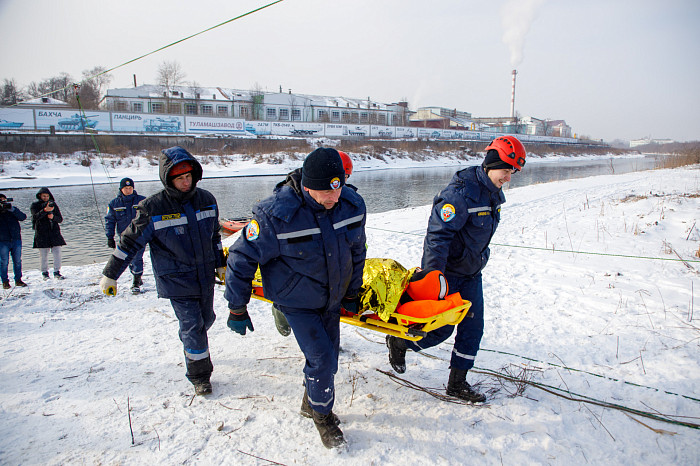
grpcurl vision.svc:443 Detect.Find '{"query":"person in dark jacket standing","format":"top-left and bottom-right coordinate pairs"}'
top-left (30, 187), bottom-right (67, 280)
top-left (224, 147), bottom-right (366, 449)
top-left (386, 136), bottom-right (527, 402)
top-left (104, 177), bottom-right (147, 293)
top-left (0, 193), bottom-right (27, 288)
top-left (267, 149), bottom-right (357, 337)
top-left (100, 146), bottom-right (227, 396)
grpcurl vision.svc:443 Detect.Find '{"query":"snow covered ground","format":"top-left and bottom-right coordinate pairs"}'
top-left (0, 164), bottom-right (698, 465)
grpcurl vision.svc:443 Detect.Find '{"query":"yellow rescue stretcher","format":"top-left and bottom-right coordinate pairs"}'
top-left (249, 258), bottom-right (472, 341)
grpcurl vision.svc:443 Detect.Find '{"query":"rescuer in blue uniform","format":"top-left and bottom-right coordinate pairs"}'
top-left (104, 177), bottom-right (146, 293)
top-left (100, 147), bottom-right (226, 396)
top-left (224, 147), bottom-right (366, 449)
top-left (386, 136), bottom-right (527, 402)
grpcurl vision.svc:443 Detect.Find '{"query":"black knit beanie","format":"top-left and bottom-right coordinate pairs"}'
top-left (301, 148), bottom-right (345, 190)
top-left (120, 177), bottom-right (134, 190)
top-left (482, 149), bottom-right (512, 171)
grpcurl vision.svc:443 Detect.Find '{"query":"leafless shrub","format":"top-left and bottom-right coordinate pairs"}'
top-left (497, 364), bottom-right (539, 398)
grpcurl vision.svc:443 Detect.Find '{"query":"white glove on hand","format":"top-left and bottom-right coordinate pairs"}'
top-left (216, 267), bottom-right (227, 283)
top-left (100, 276), bottom-right (117, 296)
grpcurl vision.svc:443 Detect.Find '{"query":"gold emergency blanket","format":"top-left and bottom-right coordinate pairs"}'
top-left (359, 258), bottom-right (416, 322)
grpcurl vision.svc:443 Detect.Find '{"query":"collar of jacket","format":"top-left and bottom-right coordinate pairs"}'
top-left (164, 185), bottom-right (197, 203)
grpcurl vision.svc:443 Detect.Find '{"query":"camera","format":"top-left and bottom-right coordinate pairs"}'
top-left (0, 197), bottom-right (13, 211)
top-left (45, 201), bottom-right (55, 208)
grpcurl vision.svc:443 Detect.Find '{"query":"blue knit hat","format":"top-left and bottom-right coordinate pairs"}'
top-left (120, 178), bottom-right (134, 190)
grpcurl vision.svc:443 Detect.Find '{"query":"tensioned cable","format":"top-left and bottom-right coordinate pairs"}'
top-left (367, 225), bottom-right (700, 264)
top-left (478, 347), bottom-right (700, 403)
top-left (408, 348), bottom-right (700, 429)
top-left (11, 0), bottom-right (286, 105)
top-left (74, 89), bottom-right (111, 230)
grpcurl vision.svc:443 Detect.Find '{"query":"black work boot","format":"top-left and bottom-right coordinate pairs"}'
top-left (131, 274), bottom-right (143, 294)
top-left (186, 355), bottom-right (214, 396)
top-left (271, 304), bottom-right (291, 337)
top-left (446, 367), bottom-right (486, 402)
top-left (312, 408), bottom-right (346, 449)
top-left (300, 389), bottom-right (340, 426)
top-left (386, 335), bottom-right (407, 374)
top-left (193, 380), bottom-right (213, 396)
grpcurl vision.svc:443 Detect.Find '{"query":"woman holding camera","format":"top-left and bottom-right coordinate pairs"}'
top-left (30, 187), bottom-right (67, 280)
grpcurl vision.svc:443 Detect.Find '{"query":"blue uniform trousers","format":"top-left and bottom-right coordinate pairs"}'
top-left (128, 247), bottom-right (145, 276)
top-left (280, 304), bottom-right (340, 415)
top-left (170, 293), bottom-right (216, 381)
top-left (406, 273), bottom-right (484, 371)
top-left (0, 240), bottom-right (22, 283)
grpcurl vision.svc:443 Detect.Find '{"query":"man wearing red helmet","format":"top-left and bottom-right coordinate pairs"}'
top-left (386, 136), bottom-right (526, 402)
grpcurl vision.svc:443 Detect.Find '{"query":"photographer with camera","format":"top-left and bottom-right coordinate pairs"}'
top-left (0, 193), bottom-right (27, 289)
top-left (30, 187), bottom-right (67, 280)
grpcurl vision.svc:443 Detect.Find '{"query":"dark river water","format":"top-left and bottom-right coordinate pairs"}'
top-left (7, 154), bottom-right (663, 271)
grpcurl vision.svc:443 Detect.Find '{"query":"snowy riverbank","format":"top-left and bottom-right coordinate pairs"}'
top-left (0, 164), bottom-right (698, 464)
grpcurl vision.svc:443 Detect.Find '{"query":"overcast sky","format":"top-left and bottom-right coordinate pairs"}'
top-left (1, 0), bottom-right (698, 142)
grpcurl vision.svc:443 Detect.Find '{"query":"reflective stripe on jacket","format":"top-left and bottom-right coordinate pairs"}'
top-left (225, 185), bottom-right (367, 311)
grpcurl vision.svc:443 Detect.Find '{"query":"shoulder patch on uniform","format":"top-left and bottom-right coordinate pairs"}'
top-left (246, 219), bottom-right (260, 241)
top-left (440, 203), bottom-right (456, 222)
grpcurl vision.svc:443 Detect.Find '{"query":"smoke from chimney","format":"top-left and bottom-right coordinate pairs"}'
top-left (501, 0), bottom-right (546, 67)
top-left (510, 69), bottom-right (517, 119)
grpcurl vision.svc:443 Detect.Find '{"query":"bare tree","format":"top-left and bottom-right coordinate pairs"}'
top-left (156, 61), bottom-right (186, 92)
top-left (1, 78), bottom-right (25, 105)
top-left (27, 72), bottom-right (73, 103)
top-left (156, 61), bottom-right (186, 113)
top-left (82, 66), bottom-right (112, 102)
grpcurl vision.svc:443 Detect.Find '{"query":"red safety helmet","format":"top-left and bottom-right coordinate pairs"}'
top-left (338, 150), bottom-right (353, 177)
top-left (484, 136), bottom-right (526, 171)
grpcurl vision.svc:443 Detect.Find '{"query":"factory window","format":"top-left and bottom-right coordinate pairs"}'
top-left (116, 101), bottom-right (127, 112)
top-left (317, 110), bottom-right (328, 122)
top-left (217, 105), bottom-right (228, 116)
top-left (360, 112), bottom-right (368, 123)
top-left (240, 106), bottom-right (249, 118)
top-left (201, 105), bottom-right (213, 116)
top-left (341, 111), bottom-right (350, 122)
top-left (132, 102), bottom-right (143, 112)
top-left (279, 108), bottom-right (289, 120)
top-left (292, 109), bottom-right (301, 121)
top-left (185, 104), bottom-right (197, 115)
top-left (150, 102), bottom-right (164, 113)
top-left (266, 108), bottom-right (277, 120)
top-left (331, 111), bottom-right (340, 121)
top-left (378, 113), bottom-right (386, 125)
top-left (168, 103), bottom-right (181, 114)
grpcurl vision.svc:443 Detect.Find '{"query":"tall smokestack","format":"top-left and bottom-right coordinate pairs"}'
top-left (510, 69), bottom-right (517, 119)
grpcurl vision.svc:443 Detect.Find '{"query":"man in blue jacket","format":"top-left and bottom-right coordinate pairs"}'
top-left (100, 147), bottom-right (227, 396)
top-left (224, 148), bottom-right (366, 449)
top-left (0, 193), bottom-right (27, 288)
top-left (104, 178), bottom-right (146, 293)
top-left (386, 136), bottom-right (527, 403)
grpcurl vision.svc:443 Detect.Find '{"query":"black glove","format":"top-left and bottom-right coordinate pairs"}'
top-left (227, 307), bottom-right (254, 335)
top-left (342, 295), bottom-right (361, 314)
top-left (107, 237), bottom-right (116, 249)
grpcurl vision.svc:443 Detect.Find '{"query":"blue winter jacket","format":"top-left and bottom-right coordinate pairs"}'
top-left (104, 190), bottom-right (146, 238)
top-left (422, 165), bottom-right (505, 278)
top-left (224, 184), bottom-right (367, 311)
top-left (0, 205), bottom-right (27, 242)
top-left (102, 147), bottom-right (226, 298)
